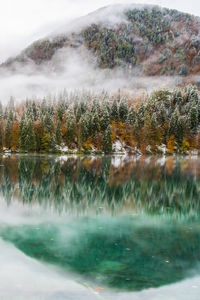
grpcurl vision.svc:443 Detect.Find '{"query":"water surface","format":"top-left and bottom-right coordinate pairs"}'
top-left (0, 155), bottom-right (200, 299)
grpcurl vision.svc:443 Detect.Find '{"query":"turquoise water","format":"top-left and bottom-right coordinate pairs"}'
top-left (0, 155), bottom-right (200, 298)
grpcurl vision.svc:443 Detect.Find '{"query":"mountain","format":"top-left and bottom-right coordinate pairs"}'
top-left (1, 4), bottom-right (200, 79)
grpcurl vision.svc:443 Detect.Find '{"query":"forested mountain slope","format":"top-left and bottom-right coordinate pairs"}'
top-left (1, 4), bottom-right (200, 77)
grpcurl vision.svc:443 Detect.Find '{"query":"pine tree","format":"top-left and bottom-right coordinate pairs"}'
top-left (41, 133), bottom-right (51, 152)
top-left (169, 108), bottom-right (179, 137)
top-left (80, 114), bottom-right (89, 143)
top-left (91, 99), bottom-right (100, 115)
top-left (110, 100), bottom-right (119, 122)
top-left (137, 103), bottom-right (145, 127)
top-left (119, 99), bottom-right (128, 122)
top-left (151, 113), bottom-right (158, 130)
top-left (127, 106), bottom-right (136, 126)
top-left (20, 113), bottom-right (26, 151)
top-left (66, 116), bottom-right (75, 145)
top-left (184, 85), bottom-right (198, 104)
top-left (103, 125), bottom-right (112, 153)
top-left (159, 103), bottom-right (166, 126)
top-left (34, 121), bottom-right (42, 152)
top-left (188, 106), bottom-right (198, 133)
top-left (91, 111), bottom-right (99, 135)
top-left (44, 113), bottom-right (53, 134)
top-left (32, 101), bottom-right (38, 121)
top-left (100, 105), bottom-right (110, 131)
top-left (171, 89), bottom-right (183, 106)
top-left (75, 105), bottom-right (82, 123)
top-left (56, 120), bottom-right (62, 145)
top-left (57, 100), bottom-right (65, 121)
top-left (176, 116), bottom-right (185, 147)
top-left (5, 117), bottom-right (12, 148)
top-left (25, 120), bottom-right (36, 152)
top-left (4, 108), bottom-right (8, 120)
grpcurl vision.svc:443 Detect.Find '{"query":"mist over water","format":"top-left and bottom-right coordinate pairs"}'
top-left (0, 155), bottom-right (200, 299)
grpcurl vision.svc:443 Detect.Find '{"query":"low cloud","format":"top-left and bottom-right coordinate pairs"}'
top-left (0, 2), bottom-right (199, 104)
top-left (1, 45), bottom-right (197, 104)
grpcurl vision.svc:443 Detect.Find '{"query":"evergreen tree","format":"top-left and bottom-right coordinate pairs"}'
top-left (25, 121), bottom-right (36, 152)
top-left (75, 105), bottom-right (82, 123)
top-left (151, 113), bottom-right (158, 130)
top-left (91, 111), bottom-right (99, 135)
top-left (32, 101), bottom-right (38, 121)
top-left (119, 99), bottom-right (128, 122)
top-left (127, 106), bottom-right (136, 126)
top-left (20, 113), bottom-right (26, 151)
top-left (171, 89), bottom-right (182, 106)
top-left (91, 99), bottom-right (100, 115)
top-left (137, 103), bottom-right (146, 127)
top-left (57, 101), bottom-right (65, 121)
top-left (188, 106), bottom-right (198, 133)
top-left (44, 113), bottom-right (53, 134)
top-left (66, 116), bottom-right (75, 145)
top-left (4, 108), bottom-right (8, 120)
top-left (103, 125), bottom-right (112, 153)
top-left (110, 100), bottom-right (119, 122)
top-left (100, 105), bottom-right (110, 131)
top-left (159, 103), bottom-right (166, 126)
top-left (34, 122), bottom-right (42, 152)
top-left (5, 117), bottom-right (12, 148)
top-left (55, 120), bottom-right (62, 145)
top-left (41, 133), bottom-right (51, 152)
top-left (80, 114), bottom-right (89, 143)
top-left (176, 116), bottom-right (185, 147)
top-left (184, 85), bottom-right (198, 104)
top-left (41, 98), bottom-right (47, 115)
top-left (169, 108), bottom-right (179, 137)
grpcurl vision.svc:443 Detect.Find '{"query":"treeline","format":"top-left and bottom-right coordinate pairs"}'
top-left (0, 85), bottom-right (200, 154)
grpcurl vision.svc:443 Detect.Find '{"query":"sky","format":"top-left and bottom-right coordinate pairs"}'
top-left (0, 0), bottom-right (200, 63)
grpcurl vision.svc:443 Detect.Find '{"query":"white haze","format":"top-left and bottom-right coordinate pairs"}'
top-left (0, 46), bottom-right (199, 104)
top-left (1, 239), bottom-right (200, 300)
top-left (0, 2), bottom-right (199, 103)
top-left (0, 0), bottom-right (200, 63)
top-left (0, 196), bottom-right (200, 300)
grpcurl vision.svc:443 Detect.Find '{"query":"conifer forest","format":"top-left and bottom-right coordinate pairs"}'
top-left (0, 84), bottom-right (200, 155)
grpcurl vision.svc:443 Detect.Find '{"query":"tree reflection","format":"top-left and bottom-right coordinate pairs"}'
top-left (0, 155), bottom-right (200, 216)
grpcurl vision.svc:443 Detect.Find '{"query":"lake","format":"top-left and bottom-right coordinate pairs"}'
top-left (0, 154), bottom-right (200, 300)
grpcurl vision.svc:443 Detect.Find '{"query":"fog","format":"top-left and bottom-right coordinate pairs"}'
top-left (1, 237), bottom-right (200, 300)
top-left (0, 0), bottom-right (200, 63)
top-left (0, 195), bottom-right (200, 300)
top-left (1, 45), bottom-right (198, 104)
top-left (0, 2), bottom-right (199, 104)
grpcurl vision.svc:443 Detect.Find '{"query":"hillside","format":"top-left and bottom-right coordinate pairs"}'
top-left (1, 4), bottom-right (200, 78)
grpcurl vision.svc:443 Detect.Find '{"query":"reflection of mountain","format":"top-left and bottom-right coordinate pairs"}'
top-left (1, 5), bottom-right (200, 79)
top-left (0, 155), bottom-right (200, 215)
top-left (1, 217), bottom-right (200, 291)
